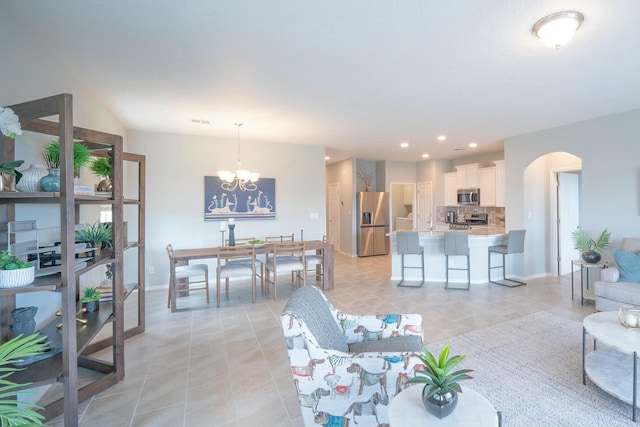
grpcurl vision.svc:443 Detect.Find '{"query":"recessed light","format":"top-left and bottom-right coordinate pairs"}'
top-left (324, 156), bottom-right (330, 160)
top-left (400, 142), bottom-right (409, 148)
top-left (422, 153), bottom-right (430, 158)
top-left (469, 142), bottom-right (478, 148)
top-left (437, 135), bottom-right (447, 141)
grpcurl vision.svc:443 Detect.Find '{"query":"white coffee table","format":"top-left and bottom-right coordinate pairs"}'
top-left (583, 311), bottom-right (640, 421)
top-left (389, 385), bottom-right (500, 427)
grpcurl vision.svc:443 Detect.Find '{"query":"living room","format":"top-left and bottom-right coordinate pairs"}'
top-left (2, 2), bottom-right (640, 426)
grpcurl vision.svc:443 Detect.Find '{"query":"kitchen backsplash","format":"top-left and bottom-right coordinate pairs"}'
top-left (436, 206), bottom-right (505, 225)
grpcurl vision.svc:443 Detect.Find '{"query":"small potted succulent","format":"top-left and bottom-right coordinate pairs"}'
top-left (0, 250), bottom-right (35, 288)
top-left (89, 157), bottom-right (112, 192)
top-left (0, 160), bottom-right (24, 192)
top-left (81, 287), bottom-right (102, 312)
top-left (75, 222), bottom-right (113, 256)
top-left (572, 228), bottom-right (611, 264)
top-left (409, 343), bottom-right (473, 419)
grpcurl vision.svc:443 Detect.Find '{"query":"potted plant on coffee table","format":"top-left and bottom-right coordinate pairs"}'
top-left (409, 343), bottom-right (473, 419)
top-left (0, 250), bottom-right (35, 289)
top-left (81, 287), bottom-right (102, 312)
top-left (572, 228), bottom-right (611, 264)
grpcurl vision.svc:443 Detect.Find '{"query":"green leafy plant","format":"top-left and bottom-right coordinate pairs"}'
top-left (42, 139), bottom-right (91, 173)
top-left (409, 343), bottom-right (473, 399)
top-left (89, 157), bottom-right (112, 178)
top-left (0, 333), bottom-right (48, 426)
top-left (572, 228), bottom-right (611, 253)
top-left (75, 222), bottom-right (112, 245)
top-left (81, 286), bottom-right (102, 303)
top-left (0, 250), bottom-right (32, 270)
top-left (0, 160), bottom-right (25, 185)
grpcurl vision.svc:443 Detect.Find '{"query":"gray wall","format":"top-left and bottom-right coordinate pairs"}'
top-left (505, 109), bottom-right (640, 278)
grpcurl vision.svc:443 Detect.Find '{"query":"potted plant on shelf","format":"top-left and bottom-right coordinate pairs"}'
top-left (40, 138), bottom-right (92, 192)
top-left (0, 160), bottom-right (24, 192)
top-left (81, 287), bottom-right (102, 312)
top-left (0, 250), bottom-right (35, 289)
top-left (89, 157), bottom-right (112, 192)
top-left (0, 333), bottom-right (48, 426)
top-left (572, 228), bottom-right (611, 264)
top-left (75, 222), bottom-right (113, 256)
top-left (409, 343), bottom-right (473, 419)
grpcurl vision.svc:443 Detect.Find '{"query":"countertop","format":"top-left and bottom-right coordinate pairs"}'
top-left (388, 225), bottom-right (505, 237)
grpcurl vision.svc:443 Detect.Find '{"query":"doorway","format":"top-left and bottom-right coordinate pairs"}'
top-left (390, 183), bottom-right (415, 231)
top-left (327, 183), bottom-right (340, 250)
top-left (554, 171), bottom-right (581, 275)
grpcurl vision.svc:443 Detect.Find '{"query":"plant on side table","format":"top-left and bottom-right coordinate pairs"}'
top-left (409, 343), bottom-right (474, 419)
top-left (0, 333), bottom-right (48, 426)
top-left (0, 251), bottom-right (35, 289)
top-left (572, 228), bottom-right (611, 264)
top-left (81, 287), bottom-right (102, 312)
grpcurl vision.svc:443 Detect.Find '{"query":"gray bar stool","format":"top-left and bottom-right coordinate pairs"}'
top-left (444, 231), bottom-right (470, 290)
top-left (397, 231), bottom-right (424, 287)
top-left (488, 229), bottom-right (527, 287)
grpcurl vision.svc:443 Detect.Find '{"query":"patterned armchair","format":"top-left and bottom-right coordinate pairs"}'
top-left (281, 285), bottom-right (424, 427)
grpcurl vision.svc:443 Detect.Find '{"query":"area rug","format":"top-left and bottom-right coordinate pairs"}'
top-left (429, 312), bottom-right (637, 427)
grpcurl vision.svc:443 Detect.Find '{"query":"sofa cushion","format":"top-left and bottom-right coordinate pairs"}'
top-left (283, 286), bottom-right (349, 352)
top-left (613, 249), bottom-right (640, 283)
top-left (595, 280), bottom-right (640, 309)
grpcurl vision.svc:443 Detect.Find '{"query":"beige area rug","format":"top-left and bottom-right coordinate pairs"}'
top-left (429, 312), bottom-right (637, 427)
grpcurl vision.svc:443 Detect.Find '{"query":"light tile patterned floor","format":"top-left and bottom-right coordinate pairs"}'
top-left (49, 252), bottom-right (594, 426)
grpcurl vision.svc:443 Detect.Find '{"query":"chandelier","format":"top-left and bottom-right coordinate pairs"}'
top-left (217, 122), bottom-right (260, 192)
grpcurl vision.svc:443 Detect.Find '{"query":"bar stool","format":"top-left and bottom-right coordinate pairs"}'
top-left (397, 231), bottom-right (424, 287)
top-left (444, 232), bottom-right (470, 290)
top-left (488, 229), bottom-right (527, 287)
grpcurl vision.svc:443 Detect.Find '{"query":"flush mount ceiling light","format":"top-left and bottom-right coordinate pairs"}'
top-left (533, 11), bottom-right (584, 49)
top-left (217, 123), bottom-right (260, 192)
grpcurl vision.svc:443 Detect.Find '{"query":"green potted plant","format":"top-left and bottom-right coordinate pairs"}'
top-left (409, 343), bottom-right (473, 419)
top-left (42, 138), bottom-right (92, 175)
top-left (0, 160), bottom-right (24, 192)
top-left (81, 286), bottom-right (102, 312)
top-left (0, 333), bottom-right (48, 426)
top-left (75, 222), bottom-right (113, 255)
top-left (89, 157), bottom-right (112, 192)
top-left (572, 228), bottom-right (611, 264)
top-left (0, 250), bottom-right (34, 289)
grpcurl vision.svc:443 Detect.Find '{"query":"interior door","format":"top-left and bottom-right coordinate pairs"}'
top-left (417, 181), bottom-right (432, 231)
top-left (557, 172), bottom-right (580, 275)
top-left (328, 183), bottom-right (340, 250)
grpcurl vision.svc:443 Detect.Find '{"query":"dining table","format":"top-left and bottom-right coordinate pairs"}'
top-left (168, 240), bottom-right (334, 312)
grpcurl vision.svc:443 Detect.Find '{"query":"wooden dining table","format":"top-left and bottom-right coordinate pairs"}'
top-left (168, 240), bottom-right (334, 312)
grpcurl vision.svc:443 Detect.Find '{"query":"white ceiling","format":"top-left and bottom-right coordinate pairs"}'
top-left (5, 1), bottom-right (640, 163)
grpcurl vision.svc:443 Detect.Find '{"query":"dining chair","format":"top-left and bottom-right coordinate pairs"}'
top-left (225, 236), bottom-right (264, 293)
top-left (264, 241), bottom-right (305, 300)
top-left (216, 245), bottom-right (256, 307)
top-left (302, 235), bottom-right (326, 288)
top-left (165, 244), bottom-right (209, 310)
top-left (265, 234), bottom-right (294, 243)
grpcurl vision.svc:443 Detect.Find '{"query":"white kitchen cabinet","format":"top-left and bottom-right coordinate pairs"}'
top-left (479, 167), bottom-right (496, 206)
top-left (444, 172), bottom-right (458, 206)
top-left (494, 160), bottom-right (505, 207)
top-left (456, 163), bottom-right (481, 189)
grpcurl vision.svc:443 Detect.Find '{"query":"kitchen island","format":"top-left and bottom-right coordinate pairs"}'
top-left (389, 226), bottom-right (507, 285)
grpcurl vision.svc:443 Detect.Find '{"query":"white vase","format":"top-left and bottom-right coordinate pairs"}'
top-left (0, 266), bottom-right (35, 288)
top-left (16, 163), bottom-right (48, 192)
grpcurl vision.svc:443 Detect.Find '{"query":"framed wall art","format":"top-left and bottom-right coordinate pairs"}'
top-left (204, 176), bottom-right (276, 221)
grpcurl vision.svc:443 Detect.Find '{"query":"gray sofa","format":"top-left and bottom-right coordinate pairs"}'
top-left (594, 238), bottom-right (640, 311)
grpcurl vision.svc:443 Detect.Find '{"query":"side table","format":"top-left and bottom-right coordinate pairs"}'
top-left (571, 260), bottom-right (608, 305)
top-left (389, 385), bottom-right (501, 427)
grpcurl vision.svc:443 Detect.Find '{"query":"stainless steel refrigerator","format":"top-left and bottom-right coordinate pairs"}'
top-left (357, 192), bottom-right (390, 257)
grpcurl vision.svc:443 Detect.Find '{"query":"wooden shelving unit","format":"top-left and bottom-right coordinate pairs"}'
top-left (0, 93), bottom-right (145, 426)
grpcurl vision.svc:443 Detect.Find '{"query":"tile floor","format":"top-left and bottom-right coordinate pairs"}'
top-left (49, 252), bottom-right (594, 426)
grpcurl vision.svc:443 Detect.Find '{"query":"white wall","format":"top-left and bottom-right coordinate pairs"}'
top-left (505, 109), bottom-right (640, 278)
top-left (127, 131), bottom-right (326, 287)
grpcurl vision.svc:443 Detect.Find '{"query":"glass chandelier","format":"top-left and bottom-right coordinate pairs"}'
top-left (217, 122), bottom-right (260, 191)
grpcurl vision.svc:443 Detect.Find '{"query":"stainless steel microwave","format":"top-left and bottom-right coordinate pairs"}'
top-left (457, 188), bottom-right (480, 205)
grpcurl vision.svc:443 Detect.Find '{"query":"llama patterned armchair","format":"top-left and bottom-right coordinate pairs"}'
top-left (281, 285), bottom-right (424, 427)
